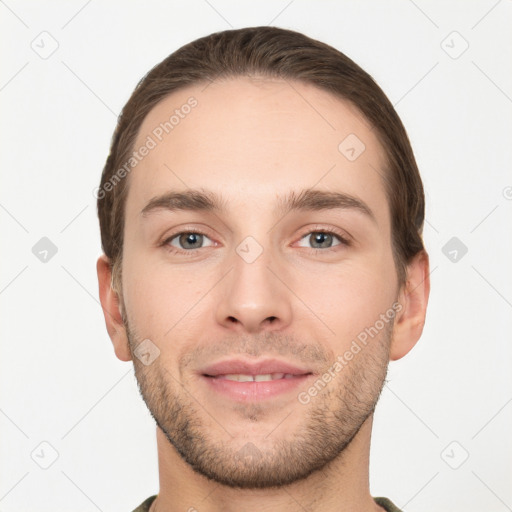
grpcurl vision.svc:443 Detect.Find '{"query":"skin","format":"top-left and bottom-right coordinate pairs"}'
top-left (97, 77), bottom-right (429, 512)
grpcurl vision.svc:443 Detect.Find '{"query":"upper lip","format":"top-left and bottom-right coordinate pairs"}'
top-left (200, 358), bottom-right (313, 377)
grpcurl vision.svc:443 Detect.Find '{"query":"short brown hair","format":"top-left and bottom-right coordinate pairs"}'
top-left (97, 26), bottom-right (425, 293)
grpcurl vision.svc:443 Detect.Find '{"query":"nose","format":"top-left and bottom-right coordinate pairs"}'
top-left (214, 244), bottom-right (292, 334)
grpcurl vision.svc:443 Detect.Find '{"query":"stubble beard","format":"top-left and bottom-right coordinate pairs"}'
top-left (126, 319), bottom-right (391, 489)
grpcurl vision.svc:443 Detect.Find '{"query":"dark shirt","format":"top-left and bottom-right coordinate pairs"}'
top-left (132, 495), bottom-right (404, 511)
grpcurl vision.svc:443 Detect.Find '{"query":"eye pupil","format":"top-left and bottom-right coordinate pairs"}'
top-left (311, 232), bottom-right (332, 249)
top-left (180, 233), bottom-right (202, 249)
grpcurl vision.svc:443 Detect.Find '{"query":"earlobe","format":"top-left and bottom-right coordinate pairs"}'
top-left (390, 250), bottom-right (430, 361)
top-left (96, 254), bottom-right (132, 362)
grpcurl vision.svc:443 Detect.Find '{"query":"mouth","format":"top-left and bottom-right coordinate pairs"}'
top-left (199, 358), bottom-right (314, 402)
top-left (205, 372), bottom-right (307, 382)
top-left (200, 357), bottom-right (312, 377)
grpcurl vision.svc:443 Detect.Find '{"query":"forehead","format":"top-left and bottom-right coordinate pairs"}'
top-left (125, 77), bottom-right (389, 223)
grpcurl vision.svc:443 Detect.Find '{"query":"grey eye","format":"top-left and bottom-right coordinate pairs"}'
top-left (298, 232), bottom-right (342, 249)
top-left (168, 232), bottom-right (213, 250)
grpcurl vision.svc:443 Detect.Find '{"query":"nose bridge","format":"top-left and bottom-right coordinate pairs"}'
top-left (214, 234), bottom-right (292, 333)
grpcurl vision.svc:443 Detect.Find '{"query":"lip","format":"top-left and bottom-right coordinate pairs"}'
top-left (201, 374), bottom-right (313, 402)
top-left (198, 358), bottom-right (314, 402)
top-left (199, 358), bottom-right (312, 377)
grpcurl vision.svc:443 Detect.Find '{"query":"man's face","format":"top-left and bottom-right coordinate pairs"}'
top-left (120, 77), bottom-right (400, 488)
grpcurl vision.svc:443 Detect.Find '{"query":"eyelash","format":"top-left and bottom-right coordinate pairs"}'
top-left (160, 228), bottom-right (214, 257)
top-left (160, 227), bottom-right (351, 256)
top-left (296, 227), bottom-right (351, 253)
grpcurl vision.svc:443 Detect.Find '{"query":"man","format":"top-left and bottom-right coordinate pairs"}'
top-left (96, 26), bottom-right (429, 512)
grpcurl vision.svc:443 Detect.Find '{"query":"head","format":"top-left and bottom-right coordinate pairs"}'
top-left (97, 26), bottom-right (429, 488)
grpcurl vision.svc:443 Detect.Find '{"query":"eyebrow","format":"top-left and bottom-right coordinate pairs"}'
top-left (140, 188), bottom-right (376, 222)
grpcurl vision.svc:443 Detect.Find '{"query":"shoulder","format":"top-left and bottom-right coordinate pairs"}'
top-left (131, 495), bottom-right (157, 512)
top-left (374, 496), bottom-right (404, 512)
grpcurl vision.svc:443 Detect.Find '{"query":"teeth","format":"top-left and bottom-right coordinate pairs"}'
top-left (238, 374), bottom-right (255, 382)
top-left (254, 374), bottom-right (272, 382)
top-left (221, 373), bottom-right (291, 382)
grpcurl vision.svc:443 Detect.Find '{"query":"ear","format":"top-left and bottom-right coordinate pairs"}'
top-left (96, 254), bottom-right (132, 362)
top-left (390, 250), bottom-right (430, 361)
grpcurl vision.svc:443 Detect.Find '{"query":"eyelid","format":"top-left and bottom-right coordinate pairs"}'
top-left (170, 232), bottom-right (214, 249)
top-left (159, 225), bottom-right (215, 244)
top-left (160, 227), bottom-right (216, 248)
top-left (295, 224), bottom-right (352, 246)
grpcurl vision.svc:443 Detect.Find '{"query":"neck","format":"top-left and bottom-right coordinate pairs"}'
top-left (150, 414), bottom-right (383, 512)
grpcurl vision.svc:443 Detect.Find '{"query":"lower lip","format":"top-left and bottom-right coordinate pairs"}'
top-left (201, 374), bottom-right (313, 402)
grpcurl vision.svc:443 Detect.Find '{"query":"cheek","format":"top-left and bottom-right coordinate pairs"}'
top-left (290, 253), bottom-right (398, 347)
top-left (121, 247), bottom-right (208, 338)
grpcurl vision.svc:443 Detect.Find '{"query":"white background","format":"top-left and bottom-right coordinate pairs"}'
top-left (1, 1), bottom-right (511, 511)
